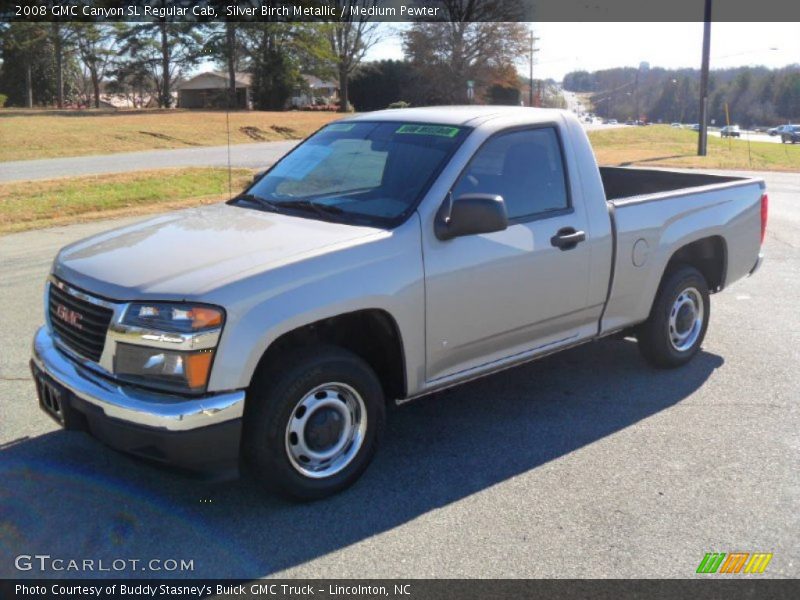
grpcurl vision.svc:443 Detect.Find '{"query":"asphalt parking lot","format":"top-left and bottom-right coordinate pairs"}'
top-left (0, 170), bottom-right (798, 579)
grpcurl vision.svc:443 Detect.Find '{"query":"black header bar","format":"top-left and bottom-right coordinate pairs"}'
top-left (2, 0), bottom-right (800, 23)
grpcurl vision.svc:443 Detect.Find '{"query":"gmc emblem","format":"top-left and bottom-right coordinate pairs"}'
top-left (55, 304), bottom-right (83, 330)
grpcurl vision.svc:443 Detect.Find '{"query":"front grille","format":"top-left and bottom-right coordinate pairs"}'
top-left (48, 280), bottom-right (114, 362)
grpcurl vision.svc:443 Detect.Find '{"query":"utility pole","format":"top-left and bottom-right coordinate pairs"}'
top-left (697, 0), bottom-right (713, 156)
top-left (529, 29), bottom-right (540, 107)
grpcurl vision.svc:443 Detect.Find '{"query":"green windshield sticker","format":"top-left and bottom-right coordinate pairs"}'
top-left (326, 123), bottom-right (355, 132)
top-left (396, 124), bottom-right (461, 138)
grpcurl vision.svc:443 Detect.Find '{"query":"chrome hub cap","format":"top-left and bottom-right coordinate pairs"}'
top-left (285, 383), bottom-right (367, 479)
top-left (668, 287), bottom-right (704, 352)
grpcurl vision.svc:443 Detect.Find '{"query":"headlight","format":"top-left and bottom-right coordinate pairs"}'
top-left (122, 302), bottom-right (223, 332)
top-left (112, 302), bottom-right (225, 394)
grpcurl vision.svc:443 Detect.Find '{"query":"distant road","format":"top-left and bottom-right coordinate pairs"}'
top-left (2, 123), bottom-right (788, 185)
top-left (0, 140), bottom-right (299, 183)
top-left (2, 121), bottom-right (630, 183)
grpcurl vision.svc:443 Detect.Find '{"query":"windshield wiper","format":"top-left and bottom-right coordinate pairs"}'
top-left (274, 199), bottom-right (345, 219)
top-left (231, 193), bottom-right (283, 213)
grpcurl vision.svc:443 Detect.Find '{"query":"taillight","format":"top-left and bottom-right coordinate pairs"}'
top-left (760, 193), bottom-right (768, 245)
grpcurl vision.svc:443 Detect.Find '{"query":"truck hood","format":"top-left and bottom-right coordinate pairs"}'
top-left (53, 203), bottom-right (386, 298)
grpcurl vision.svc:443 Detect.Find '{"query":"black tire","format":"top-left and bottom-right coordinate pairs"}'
top-left (243, 345), bottom-right (385, 501)
top-left (637, 265), bottom-right (710, 369)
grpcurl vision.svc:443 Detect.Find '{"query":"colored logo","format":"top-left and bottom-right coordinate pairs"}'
top-left (696, 552), bottom-right (773, 574)
top-left (55, 303), bottom-right (83, 330)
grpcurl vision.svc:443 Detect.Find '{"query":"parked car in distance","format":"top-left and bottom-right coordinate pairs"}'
top-left (670, 122), bottom-right (682, 128)
top-left (720, 125), bottom-right (741, 138)
top-left (781, 125), bottom-right (800, 144)
top-left (31, 106), bottom-right (768, 500)
top-left (608, 119), bottom-right (618, 125)
top-left (689, 124), bottom-right (701, 131)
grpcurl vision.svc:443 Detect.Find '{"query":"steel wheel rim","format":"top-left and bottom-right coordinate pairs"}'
top-left (668, 286), bottom-right (704, 352)
top-left (285, 382), bottom-right (367, 479)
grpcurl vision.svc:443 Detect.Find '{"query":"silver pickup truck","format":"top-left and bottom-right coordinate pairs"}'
top-left (31, 107), bottom-right (767, 499)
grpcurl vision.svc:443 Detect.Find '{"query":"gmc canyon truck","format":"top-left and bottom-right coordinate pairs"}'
top-left (31, 107), bottom-right (767, 499)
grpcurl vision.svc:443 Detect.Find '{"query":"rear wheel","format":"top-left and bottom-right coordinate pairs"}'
top-left (637, 265), bottom-right (710, 368)
top-left (243, 345), bottom-right (385, 500)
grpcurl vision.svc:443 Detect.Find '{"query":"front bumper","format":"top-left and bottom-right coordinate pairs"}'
top-left (749, 252), bottom-right (764, 276)
top-left (31, 326), bottom-right (245, 478)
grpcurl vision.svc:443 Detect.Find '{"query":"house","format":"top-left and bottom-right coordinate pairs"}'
top-left (290, 75), bottom-right (339, 108)
top-left (176, 72), bottom-right (252, 109)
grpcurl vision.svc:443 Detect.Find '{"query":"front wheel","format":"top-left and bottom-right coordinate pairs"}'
top-left (637, 265), bottom-right (710, 368)
top-left (243, 345), bottom-right (385, 500)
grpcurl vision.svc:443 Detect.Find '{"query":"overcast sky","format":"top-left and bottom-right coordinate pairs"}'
top-left (366, 22), bottom-right (800, 81)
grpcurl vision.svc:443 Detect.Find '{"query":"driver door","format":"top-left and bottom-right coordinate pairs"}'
top-left (423, 126), bottom-right (597, 382)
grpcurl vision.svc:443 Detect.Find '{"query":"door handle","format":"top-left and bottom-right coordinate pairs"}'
top-left (550, 227), bottom-right (586, 250)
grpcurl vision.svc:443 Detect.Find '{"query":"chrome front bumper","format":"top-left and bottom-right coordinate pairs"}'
top-left (749, 252), bottom-right (764, 276)
top-left (32, 326), bottom-right (245, 432)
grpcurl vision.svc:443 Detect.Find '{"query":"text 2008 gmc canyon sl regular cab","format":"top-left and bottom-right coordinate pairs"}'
top-left (31, 107), bottom-right (767, 499)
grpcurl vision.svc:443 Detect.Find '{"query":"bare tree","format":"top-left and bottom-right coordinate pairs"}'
top-left (117, 21), bottom-right (203, 108)
top-left (71, 23), bottom-right (117, 108)
top-left (204, 21), bottom-right (247, 109)
top-left (403, 1), bottom-right (528, 105)
top-left (327, 1), bottom-right (380, 112)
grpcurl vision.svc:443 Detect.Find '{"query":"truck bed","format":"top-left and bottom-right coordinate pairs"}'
top-left (600, 167), bottom-right (747, 203)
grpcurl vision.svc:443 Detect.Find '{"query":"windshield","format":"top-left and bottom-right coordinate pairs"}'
top-left (240, 121), bottom-right (470, 226)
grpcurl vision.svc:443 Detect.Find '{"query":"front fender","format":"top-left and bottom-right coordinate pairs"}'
top-left (206, 216), bottom-right (426, 395)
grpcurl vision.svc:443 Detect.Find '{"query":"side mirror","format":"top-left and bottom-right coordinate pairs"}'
top-left (252, 170), bottom-right (267, 184)
top-left (435, 193), bottom-right (508, 241)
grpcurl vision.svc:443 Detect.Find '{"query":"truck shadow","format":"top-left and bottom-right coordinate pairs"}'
top-left (0, 338), bottom-right (723, 578)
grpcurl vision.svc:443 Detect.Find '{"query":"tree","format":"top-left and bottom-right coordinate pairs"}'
top-left (203, 21), bottom-right (247, 108)
top-left (402, 1), bottom-right (528, 106)
top-left (71, 23), bottom-right (117, 108)
top-left (242, 23), bottom-right (328, 110)
top-left (116, 21), bottom-right (203, 108)
top-left (107, 60), bottom-right (152, 108)
top-left (568, 64), bottom-right (800, 126)
top-left (326, 1), bottom-right (379, 112)
top-left (49, 21), bottom-right (77, 108)
top-left (775, 71), bottom-right (800, 121)
top-left (0, 22), bottom-right (52, 107)
top-left (350, 60), bottom-right (415, 111)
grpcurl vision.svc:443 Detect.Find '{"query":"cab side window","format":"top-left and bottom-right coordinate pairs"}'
top-left (452, 128), bottom-right (569, 220)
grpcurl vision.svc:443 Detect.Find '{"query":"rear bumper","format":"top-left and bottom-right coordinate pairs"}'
top-left (31, 326), bottom-right (244, 478)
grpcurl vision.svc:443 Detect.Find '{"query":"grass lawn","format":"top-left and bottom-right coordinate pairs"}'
top-left (589, 125), bottom-right (800, 172)
top-left (0, 167), bottom-right (253, 233)
top-left (0, 109), bottom-right (341, 162)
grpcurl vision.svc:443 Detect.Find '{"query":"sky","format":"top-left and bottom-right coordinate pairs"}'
top-left (365, 22), bottom-right (800, 81)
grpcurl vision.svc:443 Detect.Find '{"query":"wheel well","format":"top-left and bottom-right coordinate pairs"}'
top-left (665, 236), bottom-right (726, 292)
top-left (254, 310), bottom-right (406, 401)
